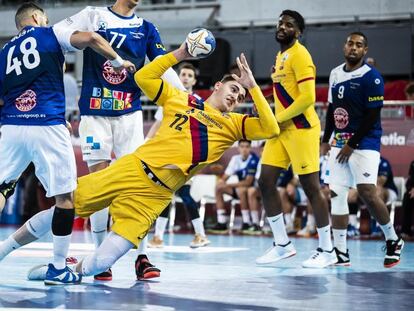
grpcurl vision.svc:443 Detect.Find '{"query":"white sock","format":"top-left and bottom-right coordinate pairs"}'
top-left (332, 229), bottom-right (347, 253)
top-left (0, 236), bottom-right (20, 261)
top-left (307, 214), bottom-right (316, 228)
top-left (267, 213), bottom-right (290, 245)
top-left (90, 208), bottom-right (109, 249)
top-left (251, 211), bottom-right (260, 225)
top-left (53, 234), bottom-right (71, 269)
top-left (137, 235), bottom-right (148, 256)
top-left (191, 218), bottom-right (205, 236)
top-left (380, 221), bottom-right (398, 241)
top-left (284, 213), bottom-right (292, 226)
top-left (155, 217), bottom-right (168, 240)
top-left (81, 232), bottom-right (133, 276)
top-left (217, 209), bottom-right (227, 224)
top-left (317, 225), bottom-right (333, 251)
top-left (349, 214), bottom-right (358, 227)
top-left (241, 210), bottom-right (250, 224)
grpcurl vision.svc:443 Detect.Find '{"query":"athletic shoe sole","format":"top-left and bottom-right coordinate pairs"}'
top-left (256, 251), bottom-right (297, 265)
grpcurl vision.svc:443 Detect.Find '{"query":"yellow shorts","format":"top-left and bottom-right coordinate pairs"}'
top-left (74, 154), bottom-right (173, 247)
top-left (261, 124), bottom-right (321, 175)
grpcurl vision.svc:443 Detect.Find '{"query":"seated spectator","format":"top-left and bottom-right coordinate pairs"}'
top-left (401, 160), bottom-right (414, 238)
top-left (210, 140), bottom-right (259, 233)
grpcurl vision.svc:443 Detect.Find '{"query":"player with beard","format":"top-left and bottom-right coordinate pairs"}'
top-left (256, 10), bottom-right (336, 268)
top-left (321, 32), bottom-right (403, 267)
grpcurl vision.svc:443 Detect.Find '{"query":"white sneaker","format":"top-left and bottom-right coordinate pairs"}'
top-left (190, 234), bottom-right (211, 248)
top-left (27, 264), bottom-right (48, 281)
top-left (302, 248), bottom-right (337, 268)
top-left (256, 241), bottom-right (296, 264)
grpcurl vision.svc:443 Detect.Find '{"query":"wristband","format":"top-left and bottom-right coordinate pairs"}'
top-left (110, 55), bottom-right (124, 67)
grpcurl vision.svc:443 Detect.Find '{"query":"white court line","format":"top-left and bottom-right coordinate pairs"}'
top-left (5, 242), bottom-right (248, 255)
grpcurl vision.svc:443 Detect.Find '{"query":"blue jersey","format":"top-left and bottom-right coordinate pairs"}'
top-left (55, 6), bottom-right (166, 117)
top-left (225, 153), bottom-right (259, 181)
top-left (0, 26), bottom-right (74, 126)
top-left (378, 157), bottom-right (398, 195)
top-left (277, 167), bottom-right (293, 188)
top-left (328, 63), bottom-right (384, 151)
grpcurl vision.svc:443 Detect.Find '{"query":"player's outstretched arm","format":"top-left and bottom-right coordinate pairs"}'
top-left (69, 31), bottom-right (136, 73)
top-left (232, 54), bottom-right (280, 139)
top-left (135, 43), bottom-right (192, 103)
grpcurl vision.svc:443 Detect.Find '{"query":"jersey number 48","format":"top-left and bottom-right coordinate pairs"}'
top-left (6, 37), bottom-right (40, 76)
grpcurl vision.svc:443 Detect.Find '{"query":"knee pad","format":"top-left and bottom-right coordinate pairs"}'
top-left (82, 254), bottom-right (116, 276)
top-left (330, 184), bottom-right (349, 216)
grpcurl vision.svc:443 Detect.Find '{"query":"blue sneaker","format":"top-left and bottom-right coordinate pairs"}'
top-left (347, 224), bottom-right (360, 238)
top-left (44, 264), bottom-right (82, 285)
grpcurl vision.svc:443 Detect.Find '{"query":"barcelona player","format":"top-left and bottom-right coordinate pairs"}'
top-left (64, 40), bottom-right (280, 277)
top-left (256, 10), bottom-right (336, 268)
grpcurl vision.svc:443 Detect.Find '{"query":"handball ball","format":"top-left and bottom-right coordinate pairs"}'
top-left (185, 28), bottom-right (216, 58)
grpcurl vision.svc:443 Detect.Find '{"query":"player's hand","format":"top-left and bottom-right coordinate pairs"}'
top-left (336, 144), bottom-right (354, 164)
top-left (66, 120), bottom-right (73, 136)
top-left (119, 60), bottom-right (137, 73)
top-left (113, 60), bottom-right (136, 73)
top-left (231, 53), bottom-right (257, 90)
top-left (320, 142), bottom-right (330, 156)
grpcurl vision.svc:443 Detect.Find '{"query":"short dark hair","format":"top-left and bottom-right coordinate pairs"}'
top-left (348, 31), bottom-right (368, 46)
top-left (238, 139), bottom-right (252, 145)
top-left (15, 2), bottom-right (44, 28)
top-left (280, 10), bottom-right (305, 33)
top-left (220, 74), bottom-right (248, 96)
top-left (178, 62), bottom-right (197, 75)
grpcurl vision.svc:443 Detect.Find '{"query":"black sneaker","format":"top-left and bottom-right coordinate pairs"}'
top-left (334, 247), bottom-right (351, 266)
top-left (135, 255), bottom-right (160, 280)
top-left (94, 268), bottom-right (112, 281)
top-left (244, 224), bottom-right (262, 235)
top-left (384, 238), bottom-right (404, 268)
top-left (240, 223), bottom-right (251, 231)
top-left (207, 222), bottom-right (228, 233)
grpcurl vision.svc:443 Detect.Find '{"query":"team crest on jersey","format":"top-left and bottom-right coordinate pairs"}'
top-left (98, 21), bottom-right (108, 32)
top-left (334, 107), bottom-right (349, 129)
top-left (102, 60), bottom-right (127, 85)
top-left (15, 89), bottom-right (37, 112)
top-left (279, 53), bottom-right (289, 70)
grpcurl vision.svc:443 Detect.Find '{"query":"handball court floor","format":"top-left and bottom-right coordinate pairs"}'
top-left (0, 227), bottom-right (413, 311)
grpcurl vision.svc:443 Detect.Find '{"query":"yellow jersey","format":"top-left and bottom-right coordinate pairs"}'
top-left (134, 53), bottom-right (279, 186)
top-left (272, 40), bottom-right (319, 130)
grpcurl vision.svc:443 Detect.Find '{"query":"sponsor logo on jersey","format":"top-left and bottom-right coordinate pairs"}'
top-left (90, 87), bottom-right (132, 111)
top-left (331, 132), bottom-right (353, 148)
top-left (15, 89), bottom-right (37, 112)
top-left (130, 31), bottom-right (144, 39)
top-left (155, 43), bottom-right (166, 51)
top-left (368, 95), bottom-right (384, 102)
top-left (196, 111), bottom-right (223, 129)
top-left (333, 107), bottom-right (349, 129)
top-left (65, 17), bottom-right (73, 25)
top-left (102, 60), bottom-right (127, 84)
